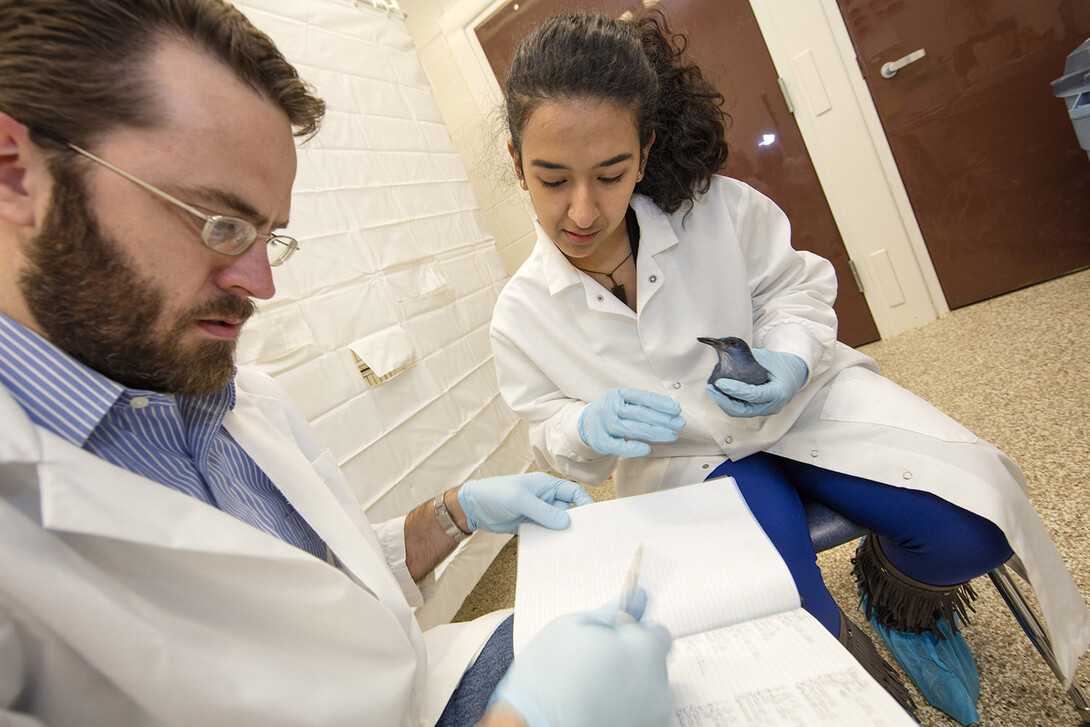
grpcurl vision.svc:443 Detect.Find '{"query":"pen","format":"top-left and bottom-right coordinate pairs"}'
top-left (615, 543), bottom-right (644, 626)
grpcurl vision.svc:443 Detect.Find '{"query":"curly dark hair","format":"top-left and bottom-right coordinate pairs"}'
top-left (504, 9), bottom-right (728, 214)
top-left (0, 0), bottom-right (325, 148)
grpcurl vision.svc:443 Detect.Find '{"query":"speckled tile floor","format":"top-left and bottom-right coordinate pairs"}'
top-left (456, 268), bottom-right (1090, 726)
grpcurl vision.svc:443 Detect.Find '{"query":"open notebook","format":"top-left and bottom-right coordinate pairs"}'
top-left (514, 477), bottom-right (916, 726)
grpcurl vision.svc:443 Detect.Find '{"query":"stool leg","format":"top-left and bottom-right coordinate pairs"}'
top-left (989, 564), bottom-right (1090, 723)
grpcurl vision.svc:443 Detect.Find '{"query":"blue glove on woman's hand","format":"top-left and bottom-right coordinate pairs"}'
top-left (457, 473), bottom-right (594, 533)
top-left (578, 387), bottom-right (686, 458)
top-left (489, 589), bottom-right (673, 727)
top-left (706, 348), bottom-right (808, 418)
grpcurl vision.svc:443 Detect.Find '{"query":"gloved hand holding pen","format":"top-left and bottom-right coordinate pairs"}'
top-left (484, 588), bottom-right (673, 727)
top-left (578, 387), bottom-right (686, 458)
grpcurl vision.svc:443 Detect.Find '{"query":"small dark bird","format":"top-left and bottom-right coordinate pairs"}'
top-left (697, 336), bottom-right (771, 386)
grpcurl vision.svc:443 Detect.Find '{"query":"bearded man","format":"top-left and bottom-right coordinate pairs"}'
top-left (0, 2), bottom-right (671, 725)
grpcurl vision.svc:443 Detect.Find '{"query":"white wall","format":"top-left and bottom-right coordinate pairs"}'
top-left (400, 0), bottom-right (539, 274)
top-left (233, 0), bottom-right (531, 628)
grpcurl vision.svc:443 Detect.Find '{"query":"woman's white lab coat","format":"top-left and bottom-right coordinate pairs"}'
top-left (490, 175), bottom-right (1090, 683)
top-left (0, 367), bottom-right (505, 727)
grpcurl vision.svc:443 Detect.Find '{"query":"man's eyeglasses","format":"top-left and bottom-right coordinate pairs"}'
top-left (66, 143), bottom-right (298, 266)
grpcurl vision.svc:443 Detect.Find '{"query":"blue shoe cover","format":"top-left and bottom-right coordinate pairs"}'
top-left (868, 610), bottom-right (980, 725)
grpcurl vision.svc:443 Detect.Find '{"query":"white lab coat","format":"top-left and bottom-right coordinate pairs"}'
top-left (0, 367), bottom-right (507, 727)
top-left (490, 175), bottom-right (1090, 683)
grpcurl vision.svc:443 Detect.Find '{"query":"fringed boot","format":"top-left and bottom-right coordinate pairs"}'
top-left (838, 610), bottom-right (918, 719)
top-left (853, 534), bottom-right (981, 725)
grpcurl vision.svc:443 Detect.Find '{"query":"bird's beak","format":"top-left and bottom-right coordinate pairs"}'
top-left (697, 337), bottom-right (719, 347)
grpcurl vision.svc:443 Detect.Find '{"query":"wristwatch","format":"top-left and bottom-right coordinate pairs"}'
top-left (433, 493), bottom-right (469, 543)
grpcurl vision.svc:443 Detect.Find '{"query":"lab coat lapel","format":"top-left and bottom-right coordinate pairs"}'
top-left (538, 196), bottom-right (680, 315)
top-left (1, 381), bottom-right (299, 560)
top-left (631, 195), bottom-right (677, 314)
top-left (21, 382), bottom-right (411, 627)
top-left (224, 387), bottom-right (413, 624)
top-left (535, 220), bottom-right (635, 316)
top-left (34, 429), bottom-right (316, 563)
top-left (536, 221), bottom-right (583, 297)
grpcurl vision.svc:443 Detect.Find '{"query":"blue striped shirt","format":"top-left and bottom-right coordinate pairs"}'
top-left (0, 313), bottom-right (327, 559)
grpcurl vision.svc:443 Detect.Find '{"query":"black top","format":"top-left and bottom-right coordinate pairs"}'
top-left (625, 205), bottom-right (641, 260)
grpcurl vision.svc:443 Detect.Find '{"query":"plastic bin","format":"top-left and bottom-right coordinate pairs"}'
top-left (1053, 37), bottom-right (1090, 161)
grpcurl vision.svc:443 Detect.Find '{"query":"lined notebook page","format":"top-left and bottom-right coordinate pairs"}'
top-left (669, 609), bottom-right (917, 726)
top-left (514, 476), bottom-right (800, 653)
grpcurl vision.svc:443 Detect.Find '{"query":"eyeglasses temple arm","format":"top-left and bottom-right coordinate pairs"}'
top-left (67, 144), bottom-right (212, 223)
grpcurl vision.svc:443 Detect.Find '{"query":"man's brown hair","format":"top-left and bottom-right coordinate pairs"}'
top-left (0, 0), bottom-right (325, 147)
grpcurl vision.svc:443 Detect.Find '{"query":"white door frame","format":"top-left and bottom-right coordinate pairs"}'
top-left (436, 0), bottom-right (950, 339)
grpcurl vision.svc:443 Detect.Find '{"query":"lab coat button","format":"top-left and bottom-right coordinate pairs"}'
top-left (725, 436), bottom-right (733, 444)
top-left (702, 463), bottom-right (710, 470)
top-left (648, 275), bottom-right (657, 283)
top-left (131, 396), bottom-right (150, 410)
top-left (810, 449), bottom-right (820, 458)
top-left (596, 295), bottom-right (604, 301)
top-left (673, 381), bottom-right (681, 389)
top-left (903, 471), bottom-right (913, 480)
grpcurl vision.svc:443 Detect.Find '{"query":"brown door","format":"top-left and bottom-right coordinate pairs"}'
top-left (477, 0), bottom-right (881, 345)
top-left (836, 0), bottom-right (1090, 309)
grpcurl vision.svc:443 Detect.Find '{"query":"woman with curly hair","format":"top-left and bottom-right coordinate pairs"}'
top-left (489, 10), bottom-right (1090, 725)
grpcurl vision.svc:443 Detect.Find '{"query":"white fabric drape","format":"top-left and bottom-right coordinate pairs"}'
top-left (234, 0), bottom-right (528, 627)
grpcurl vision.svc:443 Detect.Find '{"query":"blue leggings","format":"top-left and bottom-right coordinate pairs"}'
top-left (705, 453), bottom-right (1013, 636)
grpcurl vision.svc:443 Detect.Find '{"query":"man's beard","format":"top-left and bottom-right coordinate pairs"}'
top-left (19, 159), bottom-right (257, 397)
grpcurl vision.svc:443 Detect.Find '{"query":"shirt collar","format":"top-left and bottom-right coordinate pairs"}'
top-left (538, 197), bottom-right (658, 297)
top-left (537, 218), bottom-right (584, 296)
top-left (0, 312), bottom-right (236, 447)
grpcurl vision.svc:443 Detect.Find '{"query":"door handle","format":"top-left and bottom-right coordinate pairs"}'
top-left (880, 49), bottom-right (926, 79)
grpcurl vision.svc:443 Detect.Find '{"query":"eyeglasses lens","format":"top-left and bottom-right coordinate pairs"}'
top-left (202, 216), bottom-right (257, 254)
top-left (200, 215), bottom-right (296, 266)
top-left (268, 236), bottom-right (298, 266)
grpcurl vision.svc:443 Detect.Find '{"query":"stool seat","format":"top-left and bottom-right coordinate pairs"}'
top-left (803, 499), bottom-right (866, 553)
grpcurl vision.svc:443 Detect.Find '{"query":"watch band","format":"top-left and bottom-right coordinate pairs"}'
top-left (433, 493), bottom-right (469, 543)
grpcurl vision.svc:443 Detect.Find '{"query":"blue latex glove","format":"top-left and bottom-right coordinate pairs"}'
top-left (706, 348), bottom-right (808, 417)
top-left (489, 588), bottom-right (673, 727)
top-left (457, 473), bottom-right (594, 533)
top-left (578, 387), bottom-right (685, 458)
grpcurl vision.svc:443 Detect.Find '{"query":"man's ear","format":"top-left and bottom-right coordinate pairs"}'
top-left (507, 139), bottom-right (527, 191)
top-left (0, 112), bottom-right (48, 228)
